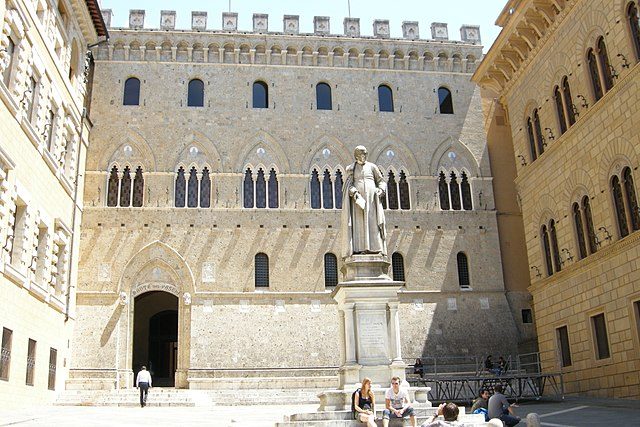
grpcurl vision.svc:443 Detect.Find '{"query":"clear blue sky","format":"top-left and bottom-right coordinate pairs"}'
top-left (99, 0), bottom-right (506, 52)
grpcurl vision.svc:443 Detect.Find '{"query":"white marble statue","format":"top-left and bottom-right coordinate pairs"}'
top-left (341, 145), bottom-right (387, 258)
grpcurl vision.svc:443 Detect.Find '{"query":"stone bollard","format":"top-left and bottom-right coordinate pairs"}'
top-left (526, 412), bottom-right (541, 427)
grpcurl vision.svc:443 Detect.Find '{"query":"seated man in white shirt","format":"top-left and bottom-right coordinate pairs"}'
top-left (136, 365), bottom-right (152, 407)
top-left (382, 376), bottom-right (416, 427)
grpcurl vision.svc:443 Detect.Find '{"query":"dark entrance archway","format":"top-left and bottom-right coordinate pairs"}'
top-left (133, 291), bottom-right (178, 387)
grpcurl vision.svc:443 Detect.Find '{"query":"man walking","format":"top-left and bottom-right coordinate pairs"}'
top-left (136, 365), bottom-right (152, 407)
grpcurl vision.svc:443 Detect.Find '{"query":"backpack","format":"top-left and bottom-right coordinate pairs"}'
top-left (472, 407), bottom-right (489, 422)
top-left (351, 388), bottom-right (361, 415)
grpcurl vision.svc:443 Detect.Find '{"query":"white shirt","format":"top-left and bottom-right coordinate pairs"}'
top-left (385, 387), bottom-right (409, 409)
top-left (136, 369), bottom-right (152, 386)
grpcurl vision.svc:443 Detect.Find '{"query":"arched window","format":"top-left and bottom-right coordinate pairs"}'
top-left (439, 171), bottom-right (450, 210)
top-left (450, 172), bottom-right (461, 210)
top-left (582, 196), bottom-right (597, 254)
top-left (322, 169), bottom-right (333, 209)
top-left (399, 171), bottom-right (410, 210)
top-left (554, 86), bottom-right (567, 135)
top-left (573, 202), bottom-right (587, 260)
top-left (461, 172), bottom-right (472, 211)
top-left (456, 252), bottom-right (470, 288)
top-left (335, 170), bottom-right (344, 209)
top-left (533, 109), bottom-right (544, 156)
top-left (200, 167), bottom-right (211, 208)
top-left (324, 253), bottom-right (338, 287)
top-left (316, 83), bottom-right (332, 110)
top-left (438, 87), bottom-right (454, 114)
top-left (310, 169), bottom-right (321, 209)
top-left (629, 1), bottom-right (640, 61)
top-left (562, 77), bottom-right (576, 126)
top-left (243, 168), bottom-right (254, 208)
top-left (253, 81), bottom-right (268, 108)
top-left (378, 84), bottom-right (394, 112)
top-left (387, 171), bottom-right (399, 210)
top-left (541, 225), bottom-right (553, 276)
top-left (187, 79), bottom-right (204, 107)
top-left (175, 167), bottom-right (186, 207)
top-left (549, 219), bottom-right (561, 272)
top-left (526, 118), bottom-right (537, 162)
top-left (123, 77), bottom-right (140, 106)
top-left (255, 168), bottom-right (266, 208)
top-left (255, 253), bottom-right (269, 287)
top-left (587, 48), bottom-right (604, 102)
top-left (119, 166), bottom-right (132, 207)
top-left (268, 168), bottom-right (279, 208)
top-left (612, 175), bottom-right (629, 237)
top-left (187, 167), bottom-right (198, 208)
top-left (107, 166), bottom-right (119, 207)
top-left (132, 166), bottom-right (144, 207)
top-left (597, 37), bottom-right (614, 92)
top-left (392, 252), bottom-right (405, 282)
top-left (624, 167), bottom-right (640, 232)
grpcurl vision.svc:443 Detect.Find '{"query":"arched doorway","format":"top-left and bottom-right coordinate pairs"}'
top-left (133, 291), bottom-right (178, 387)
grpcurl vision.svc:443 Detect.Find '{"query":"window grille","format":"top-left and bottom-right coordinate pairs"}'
top-left (322, 170), bottom-right (333, 209)
top-left (48, 348), bottom-right (57, 391)
top-left (25, 339), bottom-right (36, 386)
top-left (439, 172), bottom-right (450, 210)
top-left (387, 171), bottom-right (398, 210)
top-left (449, 172), bottom-right (461, 210)
top-left (243, 168), bottom-right (254, 208)
top-left (200, 168), bottom-right (211, 208)
top-left (0, 328), bottom-right (12, 381)
top-left (399, 171), bottom-right (410, 210)
top-left (119, 166), bottom-right (132, 207)
top-left (268, 168), bottom-right (278, 208)
top-left (255, 253), bottom-right (269, 287)
top-left (187, 167), bottom-right (198, 208)
top-left (392, 252), bottom-right (405, 282)
top-left (107, 166), bottom-right (119, 207)
top-left (457, 252), bottom-right (470, 288)
top-left (175, 167), bottom-right (186, 207)
top-left (461, 172), bottom-right (472, 211)
top-left (324, 253), bottom-right (338, 287)
top-left (132, 167), bottom-right (144, 207)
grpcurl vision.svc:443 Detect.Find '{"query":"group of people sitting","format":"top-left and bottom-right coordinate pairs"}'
top-left (484, 355), bottom-right (509, 376)
top-left (353, 378), bottom-right (520, 427)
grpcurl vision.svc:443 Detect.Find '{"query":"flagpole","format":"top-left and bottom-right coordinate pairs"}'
top-left (348, 0), bottom-right (351, 17)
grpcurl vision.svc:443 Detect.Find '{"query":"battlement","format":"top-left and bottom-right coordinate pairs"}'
top-left (100, 9), bottom-right (481, 44)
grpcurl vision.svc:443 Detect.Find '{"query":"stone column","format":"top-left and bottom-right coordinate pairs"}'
top-left (344, 303), bottom-right (357, 364)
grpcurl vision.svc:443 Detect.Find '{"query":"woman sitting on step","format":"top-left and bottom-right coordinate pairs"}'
top-left (354, 377), bottom-right (377, 427)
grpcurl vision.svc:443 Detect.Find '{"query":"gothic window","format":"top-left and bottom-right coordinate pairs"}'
top-left (310, 169), bottom-right (321, 209)
top-left (316, 82), bottom-right (332, 110)
top-left (526, 118), bottom-right (537, 162)
top-left (243, 168), bottom-right (254, 208)
top-left (533, 109), bottom-right (544, 156)
top-left (335, 170), bottom-right (344, 209)
top-left (457, 252), bottom-right (470, 288)
top-left (562, 77), bottom-right (576, 126)
top-left (187, 79), bottom-right (204, 107)
top-left (123, 77), bottom-right (140, 106)
top-left (200, 167), bottom-right (211, 208)
top-left (387, 171), bottom-right (399, 210)
top-left (612, 175), bottom-right (629, 237)
top-left (549, 219), bottom-right (561, 273)
top-left (587, 48), bottom-right (604, 102)
top-left (554, 86), bottom-right (567, 135)
top-left (541, 224), bottom-right (553, 276)
top-left (630, 2), bottom-right (640, 61)
top-left (255, 253), bottom-right (269, 287)
top-left (450, 172), bottom-right (461, 210)
top-left (399, 171), bottom-right (410, 210)
top-left (461, 172), bottom-right (472, 211)
top-left (573, 202), bottom-right (587, 260)
top-left (438, 87), bottom-right (454, 114)
top-left (132, 166), bottom-right (144, 207)
top-left (583, 196), bottom-right (597, 255)
top-left (253, 81), bottom-right (268, 108)
top-left (255, 168), bottom-right (266, 208)
top-left (624, 167), bottom-right (640, 232)
top-left (2, 37), bottom-right (15, 86)
top-left (268, 168), bottom-right (278, 208)
top-left (107, 166), bottom-right (119, 207)
top-left (378, 84), bottom-right (394, 112)
top-left (597, 37), bottom-right (614, 92)
top-left (324, 253), bottom-right (338, 287)
top-left (119, 166), bottom-right (132, 207)
top-left (175, 167), bottom-right (186, 207)
top-left (392, 252), bottom-right (405, 282)
top-left (439, 171), bottom-right (450, 210)
top-left (187, 167), bottom-right (198, 207)
top-left (322, 169), bottom-right (333, 209)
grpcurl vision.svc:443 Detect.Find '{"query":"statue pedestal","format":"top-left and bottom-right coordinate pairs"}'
top-left (332, 254), bottom-right (406, 389)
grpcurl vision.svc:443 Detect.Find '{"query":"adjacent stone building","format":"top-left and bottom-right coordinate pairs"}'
top-left (474, 0), bottom-right (640, 398)
top-left (0, 0), bottom-right (106, 408)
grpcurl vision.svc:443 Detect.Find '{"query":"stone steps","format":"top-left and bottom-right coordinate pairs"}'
top-left (275, 413), bottom-right (487, 427)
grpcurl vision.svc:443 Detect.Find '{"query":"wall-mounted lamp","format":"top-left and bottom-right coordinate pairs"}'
top-left (544, 128), bottom-right (555, 141)
top-left (609, 64), bottom-right (619, 80)
top-left (530, 265), bottom-right (542, 278)
top-left (598, 226), bottom-right (612, 243)
top-left (119, 291), bottom-right (129, 306)
top-left (561, 248), bottom-right (574, 264)
top-left (576, 95), bottom-right (589, 109)
top-left (517, 155), bottom-right (527, 166)
top-left (20, 88), bottom-right (33, 110)
top-left (570, 103), bottom-right (580, 117)
top-left (617, 53), bottom-right (630, 69)
top-left (41, 122), bottom-right (52, 143)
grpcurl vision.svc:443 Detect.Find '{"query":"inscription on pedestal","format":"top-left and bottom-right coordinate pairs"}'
top-left (357, 311), bottom-right (389, 362)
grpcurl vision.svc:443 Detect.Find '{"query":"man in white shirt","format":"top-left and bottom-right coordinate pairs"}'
top-left (382, 376), bottom-right (416, 427)
top-left (136, 365), bottom-right (152, 407)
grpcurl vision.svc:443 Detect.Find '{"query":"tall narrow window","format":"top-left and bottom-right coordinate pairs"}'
top-left (123, 77), bottom-right (141, 106)
top-left (324, 253), bottom-right (338, 287)
top-left (562, 77), bottom-right (576, 126)
top-left (378, 84), bottom-right (394, 112)
top-left (255, 168), bottom-right (266, 208)
top-left (2, 37), bottom-right (15, 86)
top-left (554, 86), bottom-right (567, 135)
top-left (399, 171), bottom-right (410, 210)
top-left (316, 82), bottom-right (332, 110)
top-left (556, 326), bottom-right (572, 367)
top-left (48, 348), bottom-right (57, 391)
top-left (107, 166), bottom-right (119, 207)
top-left (597, 37), bottom-right (614, 92)
top-left (26, 77), bottom-right (37, 120)
top-left (612, 175), bottom-right (629, 237)
top-left (461, 172), bottom-right (472, 211)
top-left (243, 168), bottom-right (254, 208)
top-left (450, 172), bottom-right (461, 210)
top-left (587, 49), bottom-right (604, 102)
top-left (187, 167), bottom-right (198, 208)
top-left (533, 109), bottom-right (544, 156)
top-left (592, 313), bottom-right (610, 360)
top-left (119, 166), bottom-right (132, 207)
top-left (200, 167), bottom-right (211, 208)
top-left (573, 202), bottom-right (587, 260)
top-left (457, 252), bottom-right (470, 288)
top-left (310, 169), bottom-right (321, 209)
top-left (392, 252), bottom-right (405, 282)
top-left (175, 167), bottom-right (186, 207)
top-left (45, 110), bottom-right (55, 150)
top-left (0, 328), bottom-right (12, 381)
top-left (132, 167), bottom-right (144, 207)
top-left (438, 87), bottom-right (454, 114)
top-left (322, 170), bottom-right (333, 209)
top-left (25, 339), bottom-right (36, 386)
top-left (268, 168), bottom-right (278, 208)
top-left (583, 196), bottom-right (597, 255)
top-left (255, 253), bottom-right (269, 287)
top-left (541, 225), bottom-right (553, 276)
top-left (526, 118), bottom-right (537, 162)
top-left (629, 2), bottom-right (640, 61)
top-left (334, 170), bottom-right (344, 209)
top-left (549, 219), bottom-right (561, 272)
top-left (187, 79), bottom-right (204, 107)
top-left (253, 81), bottom-right (268, 108)
top-left (439, 172), bottom-right (450, 210)
top-left (623, 167), bottom-right (640, 232)
top-left (387, 171), bottom-right (398, 210)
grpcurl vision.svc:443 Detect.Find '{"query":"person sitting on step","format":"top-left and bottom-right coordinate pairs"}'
top-left (382, 376), bottom-right (416, 427)
top-left (354, 377), bottom-right (377, 427)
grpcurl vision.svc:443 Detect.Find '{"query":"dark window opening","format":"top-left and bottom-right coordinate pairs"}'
top-left (461, 172), bottom-right (472, 210)
top-left (324, 253), bottom-right (338, 287)
top-left (554, 86), bottom-right (567, 135)
top-left (310, 169), bottom-right (321, 209)
top-left (399, 171), bottom-right (410, 210)
top-left (316, 82), bottom-right (332, 110)
top-left (255, 253), bottom-right (269, 287)
top-left (253, 81), bottom-right (269, 108)
top-left (107, 166), bottom-right (119, 207)
top-left (378, 84), bottom-right (394, 112)
top-left (335, 170), bottom-right (344, 209)
top-left (541, 225), bottom-right (553, 277)
top-left (527, 118), bottom-right (537, 162)
top-left (119, 166), bottom-right (132, 207)
top-left (522, 309), bottom-right (533, 324)
top-left (25, 339), bottom-right (36, 386)
top-left (0, 328), bottom-right (12, 381)
top-left (48, 348), bottom-right (57, 390)
top-left (592, 313), bottom-right (610, 360)
top-left (457, 252), bottom-right (470, 288)
top-left (557, 326), bottom-right (572, 367)
top-left (200, 168), bottom-right (211, 208)
top-left (322, 169), bottom-right (334, 209)
top-left (587, 49), bottom-right (604, 101)
top-left (450, 172), bottom-right (461, 210)
top-left (573, 202), bottom-right (587, 260)
top-left (438, 87), bottom-right (454, 114)
top-left (583, 196), bottom-right (597, 255)
top-left (175, 167), bottom-right (186, 207)
top-left (623, 167), bottom-right (640, 232)
top-left (392, 252), bottom-right (405, 282)
top-left (562, 77), bottom-right (576, 126)
top-left (533, 109), bottom-right (544, 156)
top-left (243, 168), bottom-right (254, 208)
top-left (630, 2), bottom-right (640, 61)
top-left (439, 171), bottom-right (450, 210)
top-left (187, 167), bottom-right (198, 208)
top-left (612, 175), bottom-right (629, 237)
top-left (597, 37), bottom-right (614, 92)
top-left (550, 219), bottom-right (561, 273)
top-left (255, 168), bottom-right (266, 208)
top-left (187, 79), bottom-right (204, 107)
top-left (132, 166), bottom-right (144, 207)
top-left (268, 168), bottom-right (279, 208)
top-left (387, 171), bottom-right (398, 210)
top-left (123, 77), bottom-right (141, 106)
